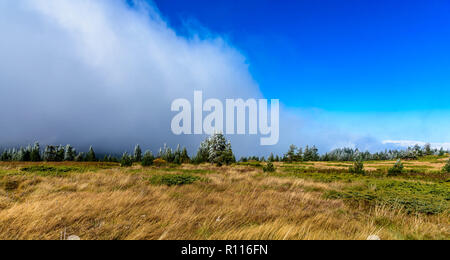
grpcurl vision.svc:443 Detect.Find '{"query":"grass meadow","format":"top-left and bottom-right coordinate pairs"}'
top-left (0, 158), bottom-right (448, 240)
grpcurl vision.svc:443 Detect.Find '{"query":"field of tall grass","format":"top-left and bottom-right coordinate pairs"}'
top-left (0, 159), bottom-right (448, 240)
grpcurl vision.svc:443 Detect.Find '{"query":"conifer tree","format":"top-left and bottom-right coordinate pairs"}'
top-left (86, 146), bottom-right (97, 162)
top-left (142, 151), bottom-right (155, 167)
top-left (30, 142), bottom-right (41, 162)
top-left (134, 144), bottom-right (142, 162)
top-left (64, 145), bottom-right (76, 161)
top-left (43, 145), bottom-right (57, 162)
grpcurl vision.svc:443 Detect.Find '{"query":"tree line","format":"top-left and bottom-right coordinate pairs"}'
top-left (0, 133), bottom-right (236, 167)
top-left (241, 144), bottom-right (448, 163)
top-left (1, 137), bottom-right (448, 166)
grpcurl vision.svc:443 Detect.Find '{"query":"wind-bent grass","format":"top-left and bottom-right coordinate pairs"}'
top-left (0, 160), bottom-right (448, 240)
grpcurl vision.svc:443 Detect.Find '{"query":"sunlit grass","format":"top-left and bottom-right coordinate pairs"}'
top-left (0, 159), bottom-right (448, 240)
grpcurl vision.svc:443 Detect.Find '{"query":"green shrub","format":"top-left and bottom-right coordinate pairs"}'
top-left (238, 161), bottom-right (262, 167)
top-left (325, 180), bottom-right (449, 215)
top-left (120, 153), bottom-right (133, 167)
top-left (263, 162), bottom-right (276, 173)
top-left (349, 160), bottom-right (365, 175)
top-left (21, 166), bottom-right (78, 176)
top-left (388, 159), bottom-right (404, 176)
top-left (443, 159), bottom-right (450, 173)
top-left (149, 174), bottom-right (201, 186)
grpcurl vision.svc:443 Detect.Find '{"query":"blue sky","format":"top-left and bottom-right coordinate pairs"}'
top-left (152, 0), bottom-right (450, 112)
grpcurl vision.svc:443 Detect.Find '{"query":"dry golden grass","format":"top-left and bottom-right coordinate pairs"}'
top-left (0, 162), bottom-right (448, 240)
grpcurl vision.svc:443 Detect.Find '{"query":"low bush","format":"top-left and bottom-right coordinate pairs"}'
top-left (21, 166), bottom-right (77, 176)
top-left (443, 159), bottom-right (450, 173)
top-left (388, 160), bottom-right (404, 176)
top-left (263, 162), bottom-right (276, 173)
top-left (149, 174), bottom-right (201, 186)
top-left (120, 153), bottom-right (133, 167)
top-left (153, 158), bottom-right (167, 167)
top-left (325, 180), bottom-right (449, 214)
top-left (141, 152), bottom-right (155, 167)
top-left (349, 160), bottom-right (365, 175)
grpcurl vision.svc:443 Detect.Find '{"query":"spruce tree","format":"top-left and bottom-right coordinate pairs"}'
top-left (134, 145), bottom-right (142, 162)
top-left (86, 146), bottom-right (96, 162)
top-left (120, 152), bottom-right (133, 167)
top-left (30, 142), bottom-right (41, 162)
top-left (75, 152), bottom-right (85, 162)
top-left (64, 145), bottom-right (76, 161)
top-left (285, 145), bottom-right (297, 162)
top-left (142, 151), bottom-right (155, 167)
top-left (56, 146), bottom-right (65, 161)
top-left (443, 158), bottom-right (450, 173)
top-left (181, 147), bottom-right (190, 164)
top-left (43, 146), bottom-right (57, 162)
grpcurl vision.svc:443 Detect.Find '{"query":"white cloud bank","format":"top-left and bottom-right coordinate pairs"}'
top-left (383, 140), bottom-right (450, 150)
top-left (0, 0), bottom-right (266, 153)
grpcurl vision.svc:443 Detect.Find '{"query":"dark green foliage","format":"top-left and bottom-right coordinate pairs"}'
top-left (64, 145), bottom-right (76, 161)
top-left (141, 151), bottom-right (155, 167)
top-left (75, 152), bottom-right (85, 162)
top-left (424, 143), bottom-right (433, 156)
top-left (43, 145), bottom-right (57, 162)
top-left (149, 174), bottom-right (201, 186)
top-left (388, 159), bottom-right (404, 176)
top-left (263, 162), bottom-right (276, 173)
top-left (303, 145), bottom-right (319, 161)
top-left (285, 145), bottom-right (298, 162)
top-left (180, 147), bottom-right (190, 164)
top-left (20, 166), bottom-right (78, 177)
top-left (443, 159), bottom-right (450, 173)
top-left (349, 160), bottom-right (365, 175)
top-left (85, 146), bottom-right (97, 162)
top-left (238, 161), bottom-right (262, 167)
top-left (120, 152), bottom-right (133, 167)
top-left (134, 144), bottom-right (142, 162)
top-left (30, 142), bottom-right (41, 162)
top-left (325, 180), bottom-right (449, 215)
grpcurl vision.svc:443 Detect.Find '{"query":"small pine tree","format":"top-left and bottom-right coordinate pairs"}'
top-left (349, 160), bottom-right (365, 175)
top-left (141, 151), bottom-right (155, 167)
top-left (56, 146), bottom-right (65, 162)
top-left (64, 145), bottom-right (76, 161)
top-left (43, 146), bottom-right (57, 162)
top-left (443, 158), bottom-right (450, 173)
top-left (263, 162), bottom-right (276, 173)
top-left (120, 152), bottom-right (133, 167)
top-left (196, 133), bottom-right (235, 166)
top-left (285, 145), bottom-right (297, 162)
top-left (388, 159), bottom-right (404, 176)
top-left (134, 145), bottom-right (142, 162)
top-left (75, 152), bottom-right (85, 162)
top-left (30, 142), bottom-right (41, 162)
top-left (86, 146), bottom-right (96, 162)
top-left (424, 143), bottom-right (433, 156)
top-left (181, 147), bottom-right (190, 164)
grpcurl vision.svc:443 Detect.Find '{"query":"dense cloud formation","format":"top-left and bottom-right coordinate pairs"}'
top-left (0, 0), bottom-right (266, 154)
